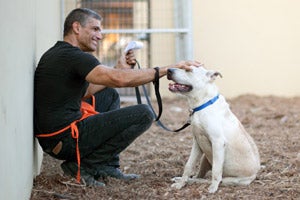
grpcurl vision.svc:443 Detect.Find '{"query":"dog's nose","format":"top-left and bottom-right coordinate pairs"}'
top-left (167, 68), bottom-right (175, 80)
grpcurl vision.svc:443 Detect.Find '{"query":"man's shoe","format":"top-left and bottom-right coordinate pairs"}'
top-left (96, 165), bottom-right (140, 180)
top-left (61, 161), bottom-right (105, 187)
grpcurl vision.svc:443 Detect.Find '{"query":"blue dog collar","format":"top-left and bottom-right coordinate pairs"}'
top-left (191, 94), bottom-right (220, 115)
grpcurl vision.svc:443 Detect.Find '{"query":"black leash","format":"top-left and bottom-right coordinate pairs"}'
top-left (133, 61), bottom-right (191, 132)
top-left (152, 67), bottom-right (162, 121)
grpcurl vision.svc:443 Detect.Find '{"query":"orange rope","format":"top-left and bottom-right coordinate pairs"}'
top-left (36, 96), bottom-right (98, 182)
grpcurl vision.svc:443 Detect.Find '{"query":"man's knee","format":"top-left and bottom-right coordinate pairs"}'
top-left (93, 88), bottom-right (120, 111)
top-left (137, 104), bottom-right (155, 122)
top-left (95, 88), bottom-right (120, 101)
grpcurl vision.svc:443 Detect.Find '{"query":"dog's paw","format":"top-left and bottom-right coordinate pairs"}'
top-left (171, 177), bottom-right (182, 182)
top-left (208, 183), bottom-right (218, 193)
top-left (171, 182), bottom-right (185, 189)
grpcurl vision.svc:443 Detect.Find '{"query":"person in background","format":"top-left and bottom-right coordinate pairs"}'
top-left (34, 8), bottom-right (200, 186)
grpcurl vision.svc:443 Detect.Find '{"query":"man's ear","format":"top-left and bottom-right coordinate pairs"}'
top-left (72, 21), bottom-right (81, 34)
top-left (206, 70), bottom-right (223, 82)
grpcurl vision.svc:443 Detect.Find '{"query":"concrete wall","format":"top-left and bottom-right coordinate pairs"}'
top-left (0, 0), bottom-right (61, 199)
top-left (150, 0), bottom-right (300, 98)
top-left (193, 0), bottom-right (300, 97)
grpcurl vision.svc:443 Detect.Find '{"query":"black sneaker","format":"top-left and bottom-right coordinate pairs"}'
top-left (96, 165), bottom-right (140, 180)
top-left (61, 161), bottom-right (105, 187)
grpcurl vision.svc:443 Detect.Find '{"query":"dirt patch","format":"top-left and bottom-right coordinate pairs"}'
top-left (31, 95), bottom-right (300, 200)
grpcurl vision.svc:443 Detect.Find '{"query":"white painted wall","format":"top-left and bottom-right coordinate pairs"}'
top-left (0, 0), bottom-right (61, 199)
top-left (151, 0), bottom-right (300, 98)
top-left (193, 0), bottom-right (300, 97)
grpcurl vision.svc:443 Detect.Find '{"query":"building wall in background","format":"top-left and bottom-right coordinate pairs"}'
top-left (150, 0), bottom-right (176, 97)
top-left (193, 0), bottom-right (300, 97)
top-left (0, 0), bottom-right (61, 199)
top-left (60, 0), bottom-right (300, 99)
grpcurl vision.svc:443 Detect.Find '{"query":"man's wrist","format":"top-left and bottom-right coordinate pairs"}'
top-left (153, 67), bottom-right (160, 82)
top-left (154, 66), bottom-right (160, 74)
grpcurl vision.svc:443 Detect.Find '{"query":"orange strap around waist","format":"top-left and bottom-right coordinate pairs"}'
top-left (36, 96), bottom-right (98, 183)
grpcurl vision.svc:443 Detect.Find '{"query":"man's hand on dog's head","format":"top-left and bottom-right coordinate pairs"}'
top-left (173, 60), bottom-right (203, 71)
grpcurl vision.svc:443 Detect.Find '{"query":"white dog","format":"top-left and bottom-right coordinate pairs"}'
top-left (167, 66), bottom-right (260, 193)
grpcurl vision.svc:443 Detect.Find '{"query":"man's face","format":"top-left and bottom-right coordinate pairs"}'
top-left (77, 17), bottom-right (103, 52)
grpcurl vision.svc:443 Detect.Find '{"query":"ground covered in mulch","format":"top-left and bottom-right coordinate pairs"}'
top-left (31, 95), bottom-right (300, 200)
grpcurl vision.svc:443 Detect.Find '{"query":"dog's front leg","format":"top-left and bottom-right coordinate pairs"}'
top-left (208, 136), bottom-right (226, 193)
top-left (172, 137), bottom-right (202, 189)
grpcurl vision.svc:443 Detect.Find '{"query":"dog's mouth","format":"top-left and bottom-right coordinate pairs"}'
top-left (168, 82), bottom-right (193, 93)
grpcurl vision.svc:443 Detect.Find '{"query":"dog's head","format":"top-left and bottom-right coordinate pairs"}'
top-left (167, 66), bottom-right (222, 95)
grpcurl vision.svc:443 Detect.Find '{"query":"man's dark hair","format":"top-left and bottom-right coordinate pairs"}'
top-left (63, 8), bottom-right (102, 37)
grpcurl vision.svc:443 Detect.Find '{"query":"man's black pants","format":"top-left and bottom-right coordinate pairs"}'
top-left (45, 88), bottom-right (154, 169)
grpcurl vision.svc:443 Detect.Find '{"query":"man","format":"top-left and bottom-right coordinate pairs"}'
top-left (34, 8), bottom-right (200, 186)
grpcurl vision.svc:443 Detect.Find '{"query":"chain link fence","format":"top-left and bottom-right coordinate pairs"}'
top-left (63, 0), bottom-right (192, 99)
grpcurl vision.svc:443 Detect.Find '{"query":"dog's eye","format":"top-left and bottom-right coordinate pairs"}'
top-left (186, 68), bottom-right (194, 73)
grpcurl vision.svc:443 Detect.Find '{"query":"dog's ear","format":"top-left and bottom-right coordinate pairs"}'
top-left (206, 71), bottom-right (223, 82)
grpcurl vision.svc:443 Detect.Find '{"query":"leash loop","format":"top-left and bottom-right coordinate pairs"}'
top-left (133, 60), bottom-right (190, 132)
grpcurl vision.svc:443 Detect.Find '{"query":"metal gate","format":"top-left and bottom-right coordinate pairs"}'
top-left (63, 0), bottom-right (193, 100)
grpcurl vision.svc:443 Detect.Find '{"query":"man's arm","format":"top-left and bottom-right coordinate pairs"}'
top-left (84, 49), bottom-right (136, 97)
top-left (84, 83), bottom-right (106, 97)
top-left (85, 60), bottom-right (201, 88)
top-left (85, 49), bottom-right (201, 89)
top-left (85, 65), bottom-right (155, 87)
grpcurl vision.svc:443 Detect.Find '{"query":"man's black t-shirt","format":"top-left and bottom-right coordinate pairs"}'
top-left (34, 41), bottom-right (100, 134)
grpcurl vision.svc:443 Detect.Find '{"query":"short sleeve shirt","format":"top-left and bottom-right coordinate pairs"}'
top-left (34, 41), bottom-right (100, 134)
